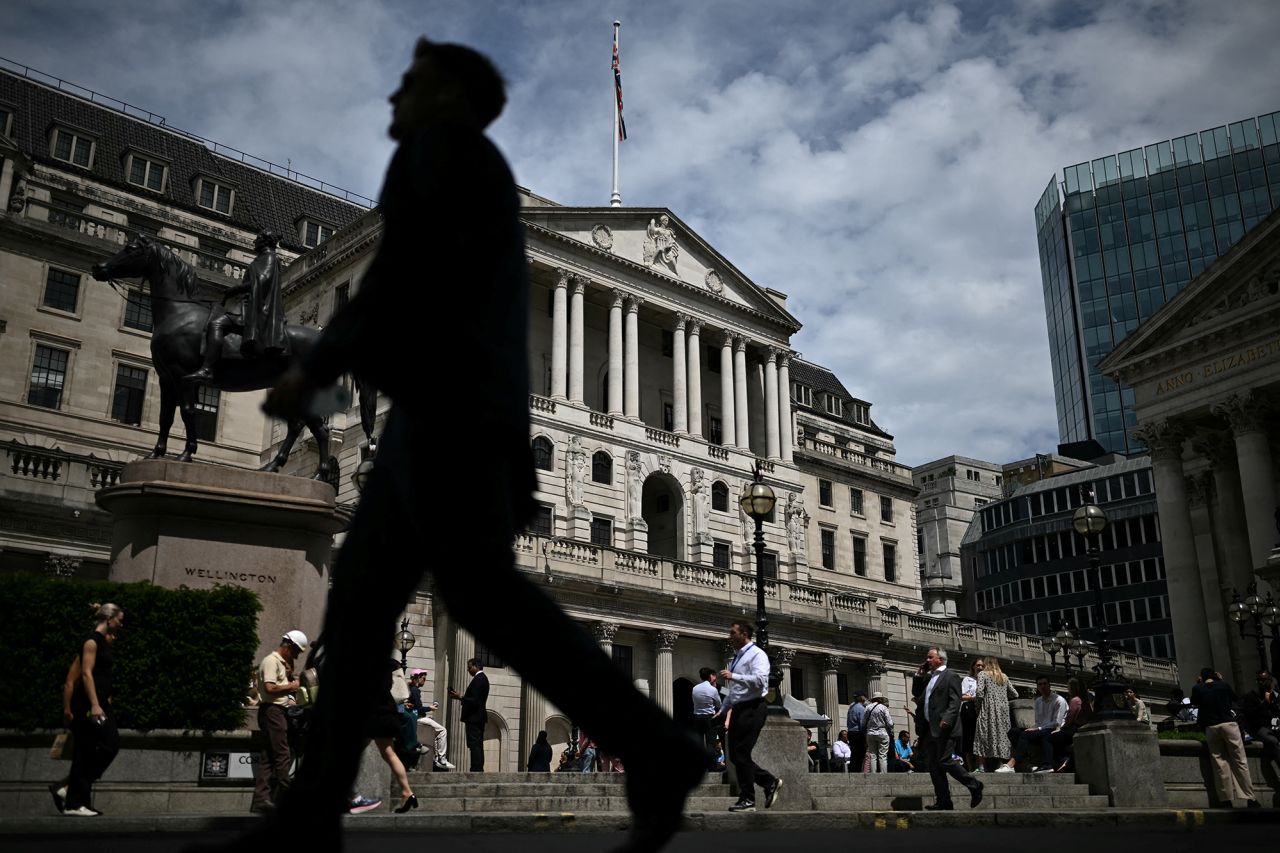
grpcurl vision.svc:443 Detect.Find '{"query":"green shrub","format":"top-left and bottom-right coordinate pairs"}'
top-left (1157, 728), bottom-right (1206, 742)
top-left (0, 575), bottom-right (259, 732)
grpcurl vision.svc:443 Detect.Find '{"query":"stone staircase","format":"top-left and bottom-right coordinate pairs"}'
top-left (403, 770), bottom-right (1107, 814)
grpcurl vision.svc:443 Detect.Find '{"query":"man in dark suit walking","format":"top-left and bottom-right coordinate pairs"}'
top-left (449, 658), bottom-right (489, 771)
top-left (914, 647), bottom-right (983, 810)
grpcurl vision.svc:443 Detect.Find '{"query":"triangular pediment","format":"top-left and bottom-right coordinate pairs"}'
top-left (519, 204), bottom-right (799, 330)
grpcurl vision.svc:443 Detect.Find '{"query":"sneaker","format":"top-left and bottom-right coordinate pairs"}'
top-left (994, 765), bottom-right (1015, 773)
top-left (728, 800), bottom-right (757, 813)
top-left (434, 758), bottom-right (456, 770)
top-left (48, 784), bottom-right (66, 813)
top-left (63, 806), bottom-right (100, 817)
top-left (1034, 767), bottom-right (1055, 774)
top-left (973, 767), bottom-right (984, 773)
top-left (348, 796), bottom-right (382, 815)
top-left (415, 744), bottom-right (431, 754)
top-left (764, 777), bottom-right (783, 809)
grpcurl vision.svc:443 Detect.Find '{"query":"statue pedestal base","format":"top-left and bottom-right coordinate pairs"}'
top-left (96, 459), bottom-right (347, 663)
top-left (568, 505), bottom-right (592, 541)
top-left (627, 519), bottom-right (648, 552)
top-left (1073, 719), bottom-right (1169, 807)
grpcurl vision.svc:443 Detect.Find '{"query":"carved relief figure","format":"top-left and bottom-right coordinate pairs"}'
top-left (785, 491), bottom-right (808, 555)
top-left (627, 450), bottom-right (644, 520)
top-left (690, 467), bottom-right (709, 539)
top-left (567, 435), bottom-right (587, 506)
top-left (642, 214), bottom-right (679, 272)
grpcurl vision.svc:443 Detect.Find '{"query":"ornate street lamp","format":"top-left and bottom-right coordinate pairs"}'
top-left (352, 457), bottom-right (375, 493)
top-left (1042, 620), bottom-right (1088, 673)
top-left (739, 463), bottom-right (784, 710)
top-left (1228, 582), bottom-right (1280, 673)
top-left (396, 617), bottom-right (416, 671)
top-left (1071, 486), bottom-right (1133, 720)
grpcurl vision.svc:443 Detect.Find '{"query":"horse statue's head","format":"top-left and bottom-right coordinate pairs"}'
top-left (92, 234), bottom-right (157, 282)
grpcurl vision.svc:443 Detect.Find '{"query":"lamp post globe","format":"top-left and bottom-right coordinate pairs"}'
top-left (396, 617), bottom-right (416, 671)
top-left (1072, 503), bottom-right (1108, 537)
top-left (739, 481), bottom-right (777, 519)
top-left (740, 465), bottom-right (784, 711)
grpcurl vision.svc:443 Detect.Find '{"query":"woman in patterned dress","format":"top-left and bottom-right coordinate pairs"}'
top-left (973, 656), bottom-right (1019, 772)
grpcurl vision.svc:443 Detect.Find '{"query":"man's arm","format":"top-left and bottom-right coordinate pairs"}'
top-left (938, 673), bottom-right (963, 730)
top-left (1049, 695), bottom-right (1068, 730)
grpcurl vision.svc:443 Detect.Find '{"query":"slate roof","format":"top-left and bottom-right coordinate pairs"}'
top-left (788, 358), bottom-right (893, 440)
top-left (0, 67), bottom-right (369, 251)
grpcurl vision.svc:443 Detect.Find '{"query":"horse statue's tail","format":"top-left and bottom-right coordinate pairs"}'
top-left (355, 373), bottom-right (379, 452)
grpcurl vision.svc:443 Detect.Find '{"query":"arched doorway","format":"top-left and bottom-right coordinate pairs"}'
top-left (672, 677), bottom-right (695, 730)
top-left (544, 714), bottom-right (573, 772)
top-left (483, 710), bottom-right (509, 771)
top-left (642, 472), bottom-right (684, 560)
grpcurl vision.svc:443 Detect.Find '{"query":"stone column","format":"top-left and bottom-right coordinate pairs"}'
top-left (550, 269), bottom-right (569, 400)
top-left (1185, 472), bottom-right (1238, 679)
top-left (607, 290), bottom-right (624, 415)
top-left (1213, 392), bottom-right (1278, 572)
top-left (774, 647), bottom-right (796, 697)
top-left (686, 319), bottom-right (703, 438)
top-left (734, 338), bottom-right (750, 449)
top-left (821, 655), bottom-right (843, 737)
top-left (672, 314), bottom-right (688, 434)
top-left (568, 276), bottom-right (585, 404)
top-left (862, 659), bottom-right (887, 699)
top-left (519, 680), bottom-right (547, 771)
top-left (654, 630), bottom-right (678, 714)
top-left (593, 621), bottom-right (619, 658)
top-left (1195, 433), bottom-right (1258, 597)
top-left (764, 349), bottom-right (780, 461)
top-left (720, 335), bottom-right (736, 447)
top-left (778, 353), bottom-right (794, 463)
top-left (447, 627), bottom-right (476, 769)
top-left (624, 296), bottom-right (642, 419)
top-left (1133, 421), bottom-right (1214, 685)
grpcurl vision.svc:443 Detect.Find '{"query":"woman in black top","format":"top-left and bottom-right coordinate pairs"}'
top-left (527, 730), bottom-right (552, 772)
top-left (60, 602), bottom-right (124, 816)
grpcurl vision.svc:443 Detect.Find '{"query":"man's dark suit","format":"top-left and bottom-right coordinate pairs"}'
top-left (460, 670), bottom-right (489, 771)
top-left (915, 666), bottom-right (982, 809)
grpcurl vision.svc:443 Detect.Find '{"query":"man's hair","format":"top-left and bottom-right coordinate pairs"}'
top-left (468, 657), bottom-right (483, 670)
top-left (415, 38), bottom-right (506, 127)
top-left (699, 667), bottom-right (715, 681)
top-left (731, 620), bottom-right (754, 639)
top-left (1200, 667), bottom-right (1215, 680)
top-left (928, 647), bottom-right (948, 663)
top-left (1258, 669), bottom-right (1271, 678)
top-left (1035, 675), bottom-right (1051, 684)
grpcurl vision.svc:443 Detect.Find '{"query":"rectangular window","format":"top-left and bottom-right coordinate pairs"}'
top-left (127, 155), bottom-right (166, 191)
top-left (123, 288), bottom-right (153, 331)
top-left (836, 672), bottom-right (849, 705)
top-left (590, 516), bottom-right (613, 547)
top-left (661, 330), bottom-right (673, 357)
top-left (820, 529), bottom-right (835, 570)
top-left (792, 382), bottom-right (812, 406)
top-left (790, 666), bottom-right (805, 700)
top-left (52, 128), bottom-right (93, 167)
top-left (852, 535), bottom-right (866, 576)
top-left (110, 364), bottom-right (147, 425)
top-left (825, 394), bottom-right (842, 417)
top-left (852, 402), bottom-right (869, 424)
top-left (883, 542), bottom-right (896, 582)
top-left (197, 179), bottom-right (234, 214)
top-left (194, 385), bottom-right (220, 441)
top-left (612, 644), bottom-right (634, 680)
top-left (529, 505), bottom-right (553, 537)
top-left (708, 415), bottom-right (723, 446)
top-left (303, 221), bottom-right (335, 248)
top-left (761, 551), bottom-right (778, 579)
top-left (849, 488), bottom-right (863, 515)
top-left (662, 402), bottom-right (674, 433)
top-left (713, 541), bottom-right (731, 570)
top-left (474, 641), bottom-right (506, 669)
top-left (819, 479), bottom-right (833, 507)
top-left (28, 344), bottom-right (70, 409)
top-left (708, 346), bottom-right (721, 373)
top-left (43, 268), bottom-right (81, 313)
top-left (880, 496), bottom-right (893, 523)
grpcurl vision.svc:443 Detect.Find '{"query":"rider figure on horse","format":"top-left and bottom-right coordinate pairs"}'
top-left (183, 229), bottom-right (286, 383)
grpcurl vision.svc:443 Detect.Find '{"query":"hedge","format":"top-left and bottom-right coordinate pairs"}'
top-left (1157, 728), bottom-right (1207, 742)
top-left (0, 575), bottom-right (260, 732)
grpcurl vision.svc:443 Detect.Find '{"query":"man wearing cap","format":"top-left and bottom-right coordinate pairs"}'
top-left (251, 630), bottom-right (307, 814)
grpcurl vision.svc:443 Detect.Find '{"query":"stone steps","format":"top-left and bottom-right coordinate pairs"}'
top-left (412, 795), bottom-right (738, 813)
top-left (813, 794), bottom-right (1111, 811)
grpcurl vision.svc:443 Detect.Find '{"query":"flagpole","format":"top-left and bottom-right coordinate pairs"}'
top-left (610, 20), bottom-right (622, 207)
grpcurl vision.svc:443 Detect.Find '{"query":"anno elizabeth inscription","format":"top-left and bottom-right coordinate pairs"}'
top-left (1153, 335), bottom-right (1279, 396)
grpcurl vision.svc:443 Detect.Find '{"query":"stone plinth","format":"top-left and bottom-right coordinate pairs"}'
top-left (1073, 719), bottom-right (1169, 807)
top-left (96, 459), bottom-right (347, 664)
top-left (726, 713), bottom-right (811, 811)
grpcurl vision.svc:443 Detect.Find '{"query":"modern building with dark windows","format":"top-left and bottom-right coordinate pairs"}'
top-left (959, 455), bottom-right (1174, 660)
top-left (1035, 110), bottom-right (1280, 454)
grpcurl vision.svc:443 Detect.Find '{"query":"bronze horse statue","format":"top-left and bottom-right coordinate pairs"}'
top-left (92, 235), bottom-right (376, 480)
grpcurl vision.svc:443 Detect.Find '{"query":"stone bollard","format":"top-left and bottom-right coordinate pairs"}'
top-left (1073, 719), bottom-right (1169, 806)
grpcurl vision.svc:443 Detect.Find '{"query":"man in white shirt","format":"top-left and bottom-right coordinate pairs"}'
top-left (997, 675), bottom-right (1067, 772)
top-left (714, 621), bottom-right (781, 812)
top-left (691, 667), bottom-right (722, 770)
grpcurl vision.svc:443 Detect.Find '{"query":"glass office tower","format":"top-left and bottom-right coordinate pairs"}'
top-left (1035, 111), bottom-right (1280, 454)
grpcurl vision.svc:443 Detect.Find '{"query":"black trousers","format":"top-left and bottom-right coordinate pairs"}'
top-left (66, 714), bottom-right (119, 810)
top-left (726, 698), bottom-right (774, 803)
top-left (1253, 726), bottom-right (1279, 768)
top-left (923, 731), bottom-right (980, 807)
top-left (848, 731), bottom-right (866, 772)
top-left (279, 410), bottom-right (686, 817)
top-left (465, 721), bottom-right (485, 771)
top-left (693, 715), bottom-right (722, 769)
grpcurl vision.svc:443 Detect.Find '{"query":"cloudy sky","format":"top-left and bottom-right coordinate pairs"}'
top-left (4, 1), bottom-right (1277, 466)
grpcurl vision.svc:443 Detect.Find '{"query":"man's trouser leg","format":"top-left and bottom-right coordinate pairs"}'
top-left (419, 715), bottom-right (447, 761)
top-left (1205, 722), bottom-right (1255, 802)
top-left (255, 705), bottom-right (291, 807)
top-left (465, 721), bottom-right (485, 771)
top-left (727, 698), bottom-right (771, 803)
top-left (924, 734), bottom-right (952, 806)
top-left (1254, 726), bottom-right (1279, 770)
top-left (850, 732), bottom-right (866, 772)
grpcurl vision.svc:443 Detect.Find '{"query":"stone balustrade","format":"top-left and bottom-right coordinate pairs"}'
top-left (795, 432), bottom-right (913, 481)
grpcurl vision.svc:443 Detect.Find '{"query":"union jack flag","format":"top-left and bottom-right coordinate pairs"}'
top-left (613, 31), bottom-right (627, 141)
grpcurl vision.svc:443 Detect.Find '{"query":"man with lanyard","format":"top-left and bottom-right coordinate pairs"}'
top-left (714, 621), bottom-right (781, 812)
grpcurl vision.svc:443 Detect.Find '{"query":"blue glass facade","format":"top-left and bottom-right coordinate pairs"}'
top-left (1036, 111), bottom-right (1280, 453)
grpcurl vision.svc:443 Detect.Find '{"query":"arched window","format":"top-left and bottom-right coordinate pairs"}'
top-left (592, 450), bottom-right (612, 484)
top-left (532, 436), bottom-right (554, 471)
top-left (711, 480), bottom-right (729, 512)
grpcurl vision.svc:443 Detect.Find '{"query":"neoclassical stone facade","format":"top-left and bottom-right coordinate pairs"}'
top-left (1101, 206), bottom-right (1280, 688)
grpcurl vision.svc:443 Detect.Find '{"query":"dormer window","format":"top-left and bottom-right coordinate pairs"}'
top-left (852, 402), bottom-right (870, 425)
top-left (51, 127), bottom-right (95, 168)
top-left (300, 218), bottom-right (335, 248)
top-left (194, 177), bottom-right (235, 215)
top-left (0, 106), bottom-right (12, 138)
top-left (824, 393), bottom-right (842, 417)
top-left (125, 152), bottom-right (168, 193)
top-left (791, 382), bottom-right (812, 407)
